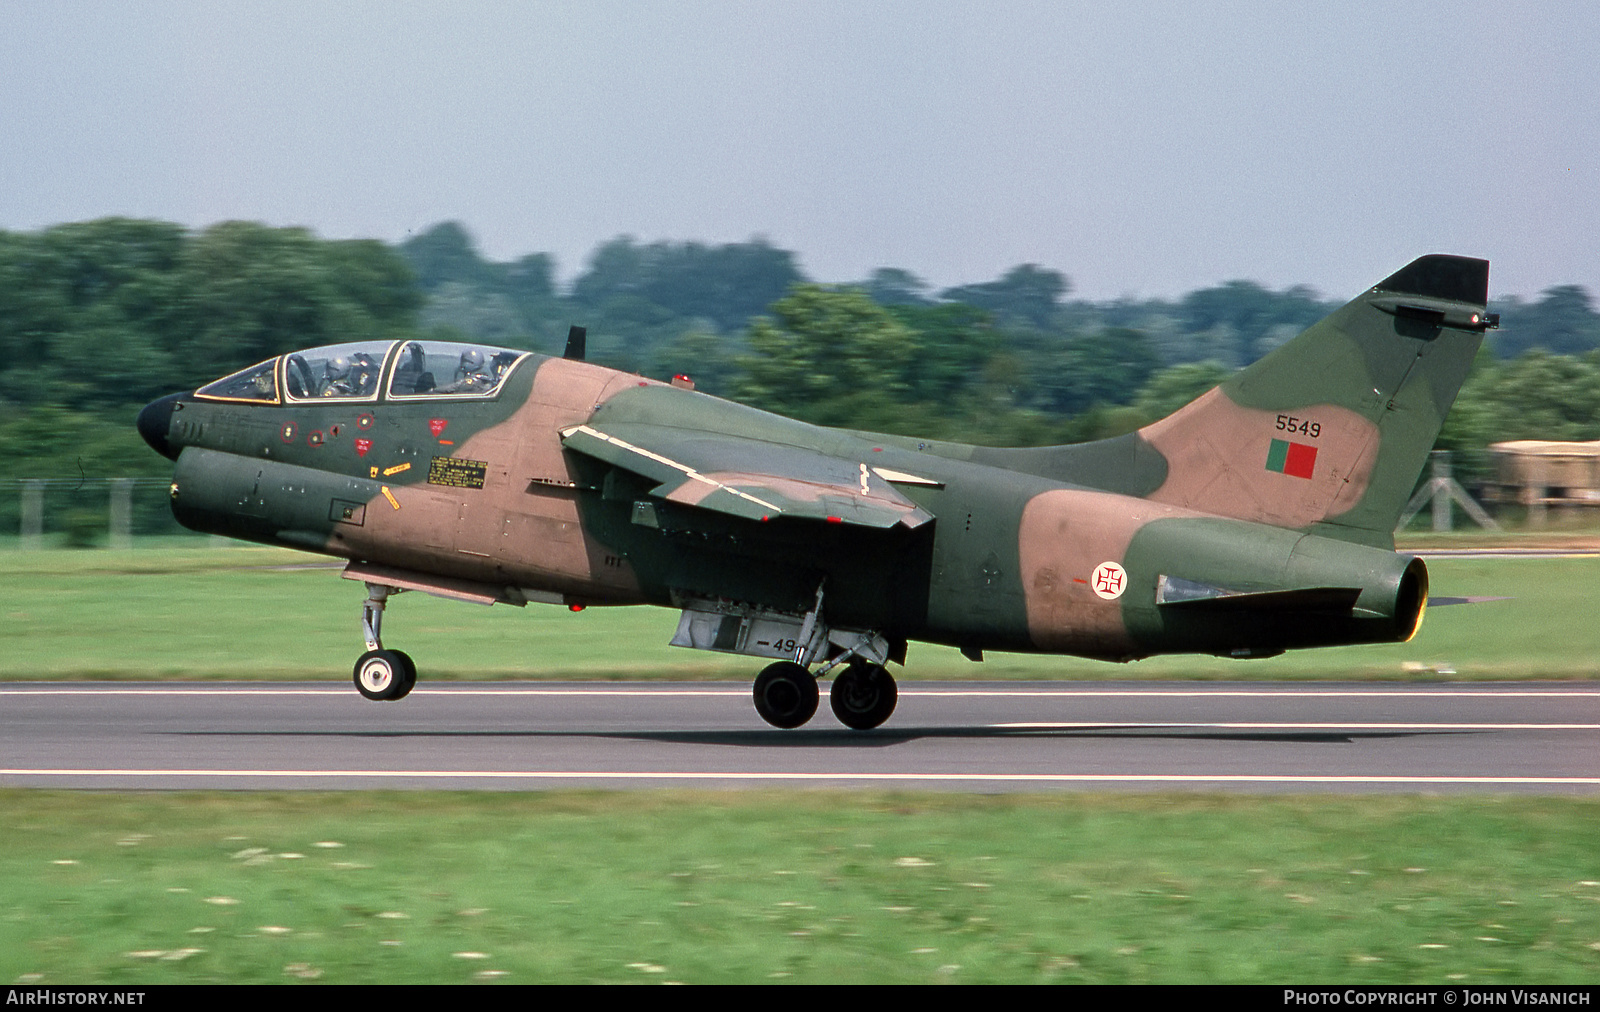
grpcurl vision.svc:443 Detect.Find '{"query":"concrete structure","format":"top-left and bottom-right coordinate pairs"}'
top-left (1486, 440), bottom-right (1600, 524)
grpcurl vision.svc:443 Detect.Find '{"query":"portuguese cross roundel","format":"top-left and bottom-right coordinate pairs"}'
top-left (1091, 561), bottom-right (1128, 600)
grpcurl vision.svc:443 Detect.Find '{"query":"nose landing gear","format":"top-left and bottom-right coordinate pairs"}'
top-left (353, 583), bottom-right (416, 701)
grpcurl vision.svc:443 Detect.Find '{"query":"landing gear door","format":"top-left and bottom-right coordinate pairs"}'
top-left (670, 602), bottom-right (827, 661)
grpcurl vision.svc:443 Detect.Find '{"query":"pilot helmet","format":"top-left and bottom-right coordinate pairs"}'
top-left (459, 348), bottom-right (486, 374)
top-left (325, 355), bottom-right (351, 381)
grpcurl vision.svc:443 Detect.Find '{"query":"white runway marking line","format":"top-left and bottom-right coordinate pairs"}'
top-left (0, 688), bottom-right (743, 696)
top-left (4, 686), bottom-right (1600, 698)
top-left (3, 769), bottom-right (1600, 786)
top-left (995, 722), bottom-right (1600, 731)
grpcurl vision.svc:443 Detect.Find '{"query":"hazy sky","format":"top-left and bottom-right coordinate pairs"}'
top-left (2, 1), bottom-right (1595, 302)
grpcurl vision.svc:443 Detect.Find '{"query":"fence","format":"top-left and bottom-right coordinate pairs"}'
top-left (3, 477), bottom-right (180, 548)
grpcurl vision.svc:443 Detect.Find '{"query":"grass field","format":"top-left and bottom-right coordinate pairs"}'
top-left (4, 790), bottom-right (1600, 985)
top-left (1, 541), bottom-right (1595, 681)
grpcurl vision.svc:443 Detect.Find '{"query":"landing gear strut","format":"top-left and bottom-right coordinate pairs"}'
top-left (353, 583), bottom-right (416, 701)
top-left (743, 584), bottom-right (897, 730)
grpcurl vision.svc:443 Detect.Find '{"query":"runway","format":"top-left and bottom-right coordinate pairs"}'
top-left (5, 680), bottom-right (1599, 793)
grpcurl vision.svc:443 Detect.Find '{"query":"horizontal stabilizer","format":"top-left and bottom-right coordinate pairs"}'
top-left (561, 422), bottom-right (933, 529)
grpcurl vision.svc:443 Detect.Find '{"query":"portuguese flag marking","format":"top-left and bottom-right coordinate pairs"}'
top-left (1266, 438), bottom-right (1318, 479)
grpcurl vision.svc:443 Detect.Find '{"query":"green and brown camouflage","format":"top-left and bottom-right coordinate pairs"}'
top-left (137, 254), bottom-right (1493, 727)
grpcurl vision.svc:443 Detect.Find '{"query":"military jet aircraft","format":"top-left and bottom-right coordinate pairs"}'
top-left (137, 254), bottom-right (1495, 730)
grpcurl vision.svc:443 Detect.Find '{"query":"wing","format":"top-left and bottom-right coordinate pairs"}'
top-left (560, 422), bottom-right (935, 529)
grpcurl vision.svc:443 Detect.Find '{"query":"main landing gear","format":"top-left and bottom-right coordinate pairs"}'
top-left (353, 583), bottom-right (415, 701)
top-left (751, 658), bottom-right (899, 731)
top-left (744, 584), bottom-right (898, 731)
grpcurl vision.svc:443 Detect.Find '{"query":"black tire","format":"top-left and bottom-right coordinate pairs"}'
top-left (353, 649), bottom-right (406, 701)
top-left (752, 661), bottom-right (819, 729)
top-left (829, 662), bottom-right (898, 730)
top-left (391, 650), bottom-right (417, 701)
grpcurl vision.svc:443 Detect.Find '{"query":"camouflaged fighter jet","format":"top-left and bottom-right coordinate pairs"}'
top-left (136, 254), bottom-right (1496, 730)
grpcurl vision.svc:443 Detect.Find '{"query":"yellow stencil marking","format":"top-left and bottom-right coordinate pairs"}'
top-left (383, 462), bottom-right (411, 476)
top-left (381, 486), bottom-right (400, 510)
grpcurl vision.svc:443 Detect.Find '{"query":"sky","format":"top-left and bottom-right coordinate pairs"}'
top-left (1, 1), bottom-right (1595, 302)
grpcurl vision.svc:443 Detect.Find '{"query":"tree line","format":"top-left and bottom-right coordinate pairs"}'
top-left (2, 217), bottom-right (1598, 536)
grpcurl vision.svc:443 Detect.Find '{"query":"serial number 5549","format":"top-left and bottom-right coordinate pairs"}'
top-left (1276, 414), bottom-right (1320, 438)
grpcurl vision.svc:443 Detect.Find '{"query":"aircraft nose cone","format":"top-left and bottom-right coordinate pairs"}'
top-left (136, 393), bottom-right (186, 460)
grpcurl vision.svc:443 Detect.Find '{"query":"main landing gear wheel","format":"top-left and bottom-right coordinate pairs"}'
top-left (354, 649), bottom-right (415, 701)
top-left (752, 661), bottom-right (820, 729)
top-left (829, 661), bottom-right (898, 730)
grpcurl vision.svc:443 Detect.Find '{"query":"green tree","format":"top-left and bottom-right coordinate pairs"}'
top-left (400, 221), bottom-right (499, 291)
top-left (1133, 361), bottom-right (1235, 421)
top-left (734, 285), bottom-right (912, 428)
top-left (177, 221), bottom-right (420, 386)
top-left (1177, 280), bottom-right (1332, 369)
top-left (886, 302), bottom-right (999, 402)
top-left (571, 235), bottom-right (804, 334)
top-left (1455, 350), bottom-right (1600, 443)
top-left (940, 263), bottom-right (1070, 330)
top-left (650, 329), bottom-right (742, 398)
top-left (1492, 286), bottom-right (1600, 358)
top-left (861, 267), bottom-right (933, 307)
top-left (1023, 327), bottom-right (1160, 417)
top-left (400, 223), bottom-right (558, 348)
top-left (0, 219), bottom-right (189, 408)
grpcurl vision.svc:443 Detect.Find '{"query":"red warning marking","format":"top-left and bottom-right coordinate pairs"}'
top-left (357, 413), bottom-right (374, 431)
top-left (428, 418), bottom-right (448, 437)
top-left (280, 422), bottom-right (297, 443)
top-left (354, 438), bottom-right (372, 457)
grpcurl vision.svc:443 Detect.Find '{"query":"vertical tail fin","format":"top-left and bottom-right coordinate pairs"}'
top-left (1133, 255), bottom-right (1491, 547)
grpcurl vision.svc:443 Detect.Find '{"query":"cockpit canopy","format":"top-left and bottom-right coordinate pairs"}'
top-left (194, 340), bottom-right (532, 404)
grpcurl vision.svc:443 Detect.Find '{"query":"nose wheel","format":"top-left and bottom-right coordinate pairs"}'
top-left (354, 583), bottom-right (417, 701)
top-left (354, 648), bottom-right (416, 701)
